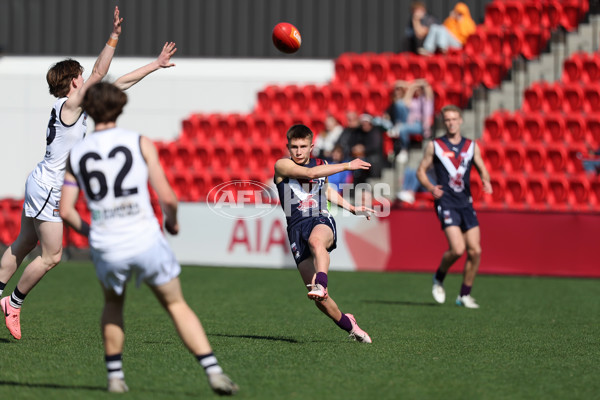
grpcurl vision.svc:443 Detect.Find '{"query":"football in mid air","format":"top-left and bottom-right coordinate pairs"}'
top-left (272, 22), bottom-right (301, 54)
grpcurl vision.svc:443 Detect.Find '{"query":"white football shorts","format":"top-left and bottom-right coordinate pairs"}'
top-left (23, 174), bottom-right (62, 222)
top-left (91, 232), bottom-right (181, 295)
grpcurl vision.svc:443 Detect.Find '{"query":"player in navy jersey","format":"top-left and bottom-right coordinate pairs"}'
top-left (274, 124), bottom-right (374, 342)
top-left (0, 7), bottom-right (178, 341)
top-left (416, 105), bottom-right (492, 309)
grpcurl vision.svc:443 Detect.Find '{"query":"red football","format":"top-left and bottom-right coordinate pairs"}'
top-left (272, 22), bottom-right (302, 54)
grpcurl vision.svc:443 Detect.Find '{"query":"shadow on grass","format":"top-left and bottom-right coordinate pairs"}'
top-left (364, 299), bottom-right (439, 307)
top-left (0, 380), bottom-right (105, 391)
top-left (211, 333), bottom-right (299, 343)
top-left (0, 338), bottom-right (10, 343)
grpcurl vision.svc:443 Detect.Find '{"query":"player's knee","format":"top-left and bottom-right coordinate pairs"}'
top-left (450, 246), bottom-right (466, 258)
top-left (307, 236), bottom-right (325, 252)
top-left (43, 249), bottom-right (62, 270)
top-left (467, 246), bottom-right (482, 259)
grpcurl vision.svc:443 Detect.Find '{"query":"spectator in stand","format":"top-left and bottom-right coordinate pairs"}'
top-left (405, 1), bottom-right (438, 53)
top-left (385, 79), bottom-right (434, 164)
top-left (336, 110), bottom-right (361, 160)
top-left (397, 167), bottom-right (437, 204)
top-left (327, 145), bottom-right (354, 194)
top-left (418, 2), bottom-right (476, 55)
top-left (349, 113), bottom-right (385, 184)
top-left (313, 114), bottom-right (344, 160)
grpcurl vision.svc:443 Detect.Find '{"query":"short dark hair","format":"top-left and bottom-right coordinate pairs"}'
top-left (46, 59), bottom-right (83, 98)
top-left (286, 124), bottom-right (313, 143)
top-left (441, 104), bottom-right (462, 117)
top-left (82, 82), bottom-right (128, 124)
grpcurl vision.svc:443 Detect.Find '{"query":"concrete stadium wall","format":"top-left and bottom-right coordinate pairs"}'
top-left (0, 56), bottom-right (333, 198)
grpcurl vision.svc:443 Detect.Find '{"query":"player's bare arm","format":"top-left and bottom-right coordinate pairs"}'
top-left (417, 141), bottom-right (443, 199)
top-left (114, 42), bottom-right (177, 90)
top-left (141, 136), bottom-right (179, 235)
top-left (59, 161), bottom-right (90, 237)
top-left (473, 143), bottom-right (493, 194)
top-left (326, 186), bottom-right (375, 220)
top-left (274, 158), bottom-right (370, 183)
top-left (62, 6), bottom-right (123, 124)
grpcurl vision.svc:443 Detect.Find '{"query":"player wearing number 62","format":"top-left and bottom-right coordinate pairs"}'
top-left (59, 82), bottom-right (239, 395)
top-left (0, 5), bottom-right (178, 342)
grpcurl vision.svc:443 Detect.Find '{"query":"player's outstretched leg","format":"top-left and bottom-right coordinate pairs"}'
top-left (346, 313), bottom-right (372, 343)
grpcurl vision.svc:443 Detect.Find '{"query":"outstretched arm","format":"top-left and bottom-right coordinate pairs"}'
top-left (63, 6), bottom-right (123, 123)
top-left (274, 158), bottom-right (370, 182)
top-left (326, 186), bottom-right (375, 220)
top-left (114, 42), bottom-right (177, 90)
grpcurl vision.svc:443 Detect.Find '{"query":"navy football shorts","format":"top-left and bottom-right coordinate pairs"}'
top-left (287, 214), bottom-right (337, 265)
top-left (436, 204), bottom-right (479, 232)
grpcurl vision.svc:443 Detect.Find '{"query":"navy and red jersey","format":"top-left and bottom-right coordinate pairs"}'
top-left (432, 136), bottom-right (475, 209)
top-left (276, 158), bottom-right (329, 227)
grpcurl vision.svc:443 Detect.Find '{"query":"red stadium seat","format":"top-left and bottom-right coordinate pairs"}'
top-left (349, 86), bottom-right (368, 113)
top-left (155, 141), bottom-right (176, 172)
top-left (546, 144), bottom-right (568, 173)
top-left (482, 28), bottom-right (505, 58)
top-left (503, 31), bottom-right (523, 59)
top-left (523, 113), bottom-right (546, 142)
top-left (590, 175), bottom-right (600, 210)
top-left (484, 2), bottom-right (505, 28)
top-left (542, 1), bottom-right (562, 29)
top-left (425, 55), bottom-right (446, 83)
top-left (585, 113), bottom-right (600, 146)
top-left (308, 85), bottom-right (331, 114)
top-left (174, 142), bottom-right (195, 171)
top-left (466, 58), bottom-right (485, 87)
top-left (582, 55), bottom-right (600, 83)
top-left (524, 143), bottom-right (547, 173)
top-left (463, 27), bottom-right (486, 57)
top-left (562, 54), bottom-right (584, 83)
top-left (544, 113), bottom-right (566, 144)
top-left (505, 175), bottom-right (528, 208)
top-left (568, 174), bottom-right (592, 210)
top-left (583, 83), bottom-right (600, 113)
top-left (193, 143), bottom-right (213, 170)
top-left (333, 54), bottom-right (353, 84)
top-left (542, 83), bottom-right (563, 113)
top-left (388, 55), bottom-right (409, 82)
top-left (444, 55), bottom-right (466, 85)
top-left (522, 83), bottom-right (544, 113)
top-left (521, 29), bottom-right (550, 60)
top-left (367, 86), bottom-right (390, 116)
top-left (504, 1), bottom-right (525, 27)
top-left (329, 84), bottom-right (350, 114)
top-left (565, 114), bottom-right (587, 143)
top-left (503, 112), bottom-right (525, 143)
top-left (171, 171), bottom-right (194, 201)
top-left (563, 84), bottom-right (585, 113)
top-left (526, 173), bottom-right (549, 210)
top-left (255, 85), bottom-right (277, 114)
top-left (523, 2), bottom-right (544, 29)
top-left (504, 143), bottom-right (526, 172)
top-left (482, 111), bottom-right (507, 142)
top-left (547, 174), bottom-right (570, 210)
top-left (367, 54), bottom-right (390, 84)
top-left (560, 1), bottom-right (586, 31)
top-left (407, 55), bottom-right (427, 80)
top-left (482, 143), bottom-right (505, 172)
top-left (470, 177), bottom-right (483, 205)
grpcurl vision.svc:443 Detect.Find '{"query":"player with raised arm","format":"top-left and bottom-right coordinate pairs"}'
top-left (274, 124), bottom-right (374, 342)
top-left (0, 7), bottom-right (178, 340)
top-left (59, 82), bottom-right (238, 395)
top-left (416, 105), bottom-right (492, 309)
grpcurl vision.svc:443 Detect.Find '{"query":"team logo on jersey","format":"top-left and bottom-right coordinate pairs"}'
top-left (449, 172), bottom-right (465, 192)
top-left (297, 194), bottom-right (318, 212)
top-left (443, 151), bottom-right (455, 158)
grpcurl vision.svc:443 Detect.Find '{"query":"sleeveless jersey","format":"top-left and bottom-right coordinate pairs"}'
top-left (31, 97), bottom-right (88, 190)
top-left (276, 158), bottom-right (329, 227)
top-left (69, 127), bottom-right (161, 259)
top-left (432, 136), bottom-right (475, 208)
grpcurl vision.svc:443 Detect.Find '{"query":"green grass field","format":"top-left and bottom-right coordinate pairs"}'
top-left (1, 261), bottom-right (598, 400)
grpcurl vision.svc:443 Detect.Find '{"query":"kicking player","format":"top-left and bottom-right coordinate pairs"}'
top-left (0, 6), bottom-right (177, 340)
top-left (416, 104), bottom-right (492, 309)
top-left (59, 82), bottom-right (238, 395)
top-left (274, 124), bottom-right (374, 342)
